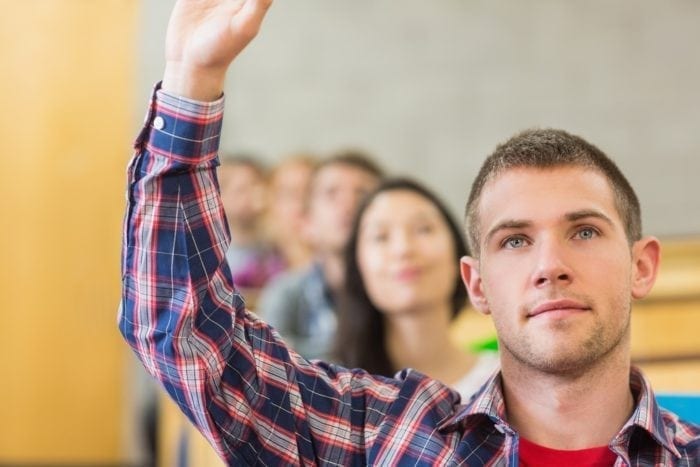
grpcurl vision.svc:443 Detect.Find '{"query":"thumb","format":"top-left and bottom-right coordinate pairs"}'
top-left (231, 0), bottom-right (273, 42)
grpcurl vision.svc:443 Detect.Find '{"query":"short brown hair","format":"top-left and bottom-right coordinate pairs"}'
top-left (220, 153), bottom-right (269, 180)
top-left (314, 149), bottom-right (385, 181)
top-left (464, 128), bottom-right (641, 256)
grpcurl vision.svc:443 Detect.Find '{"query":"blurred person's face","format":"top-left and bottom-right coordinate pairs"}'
top-left (357, 190), bottom-right (458, 315)
top-left (270, 161), bottom-right (314, 234)
top-left (219, 163), bottom-right (267, 229)
top-left (305, 164), bottom-right (379, 254)
top-left (460, 166), bottom-right (659, 375)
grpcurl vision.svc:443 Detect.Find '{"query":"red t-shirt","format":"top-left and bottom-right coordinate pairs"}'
top-left (519, 437), bottom-right (617, 467)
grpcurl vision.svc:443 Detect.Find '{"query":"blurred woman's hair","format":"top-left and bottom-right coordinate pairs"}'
top-left (335, 178), bottom-right (469, 376)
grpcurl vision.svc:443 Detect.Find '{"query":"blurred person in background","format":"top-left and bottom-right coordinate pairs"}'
top-left (219, 154), bottom-right (284, 305)
top-left (265, 154), bottom-right (317, 271)
top-left (336, 178), bottom-right (498, 401)
top-left (257, 151), bottom-right (383, 359)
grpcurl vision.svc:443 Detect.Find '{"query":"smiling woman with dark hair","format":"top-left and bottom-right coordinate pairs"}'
top-left (336, 178), bottom-right (498, 400)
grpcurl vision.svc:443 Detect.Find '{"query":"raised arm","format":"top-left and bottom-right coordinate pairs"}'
top-left (119, 1), bottom-right (460, 464)
top-left (118, 1), bottom-right (430, 464)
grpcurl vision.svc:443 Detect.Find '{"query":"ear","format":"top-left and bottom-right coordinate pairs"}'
top-left (460, 255), bottom-right (490, 315)
top-left (630, 236), bottom-right (661, 300)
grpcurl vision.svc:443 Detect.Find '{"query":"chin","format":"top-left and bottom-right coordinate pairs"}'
top-left (529, 354), bottom-right (599, 376)
top-left (381, 302), bottom-right (424, 317)
top-left (507, 340), bottom-right (607, 376)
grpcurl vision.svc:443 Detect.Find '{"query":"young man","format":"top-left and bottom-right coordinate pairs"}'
top-left (258, 151), bottom-right (383, 360)
top-left (218, 154), bottom-right (284, 294)
top-left (119, 0), bottom-right (699, 464)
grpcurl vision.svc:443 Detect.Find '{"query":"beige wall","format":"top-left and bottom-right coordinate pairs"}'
top-left (0, 0), bottom-right (138, 462)
top-left (141, 0), bottom-right (700, 238)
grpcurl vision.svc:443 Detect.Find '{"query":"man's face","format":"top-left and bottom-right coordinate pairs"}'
top-left (219, 164), bottom-right (267, 229)
top-left (305, 163), bottom-right (380, 254)
top-left (461, 166), bottom-right (657, 375)
top-left (269, 161), bottom-right (313, 234)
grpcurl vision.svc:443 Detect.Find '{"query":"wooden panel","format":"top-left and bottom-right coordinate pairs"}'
top-left (159, 395), bottom-right (225, 467)
top-left (647, 237), bottom-right (700, 300)
top-left (158, 396), bottom-right (183, 467)
top-left (631, 301), bottom-right (700, 361)
top-left (637, 361), bottom-right (700, 393)
top-left (629, 238), bottom-right (700, 392)
top-left (0, 0), bottom-right (138, 463)
top-left (633, 238), bottom-right (700, 390)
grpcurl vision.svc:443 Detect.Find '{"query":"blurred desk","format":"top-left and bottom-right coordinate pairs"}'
top-left (632, 237), bottom-right (700, 391)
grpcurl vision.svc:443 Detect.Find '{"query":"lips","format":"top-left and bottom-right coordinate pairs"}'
top-left (528, 299), bottom-right (590, 317)
top-left (394, 267), bottom-right (423, 282)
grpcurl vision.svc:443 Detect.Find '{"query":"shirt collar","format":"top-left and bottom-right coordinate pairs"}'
top-left (437, 370), bottom-right (508, 432)
top-left (438, 367), bottom-right (682, 459)
top-left (615, 367), bottom-right (681, 459)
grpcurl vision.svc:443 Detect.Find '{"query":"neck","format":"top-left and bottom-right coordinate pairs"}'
top-left (318, 251), bottom-right (345, 292)
top-left (385, 303), bottom-right (474, 385)
top-left (501, 340), bottom-right (634, 449)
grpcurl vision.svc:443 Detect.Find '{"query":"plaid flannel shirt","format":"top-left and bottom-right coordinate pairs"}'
top-left (119, 85), bottom-right (700, 466)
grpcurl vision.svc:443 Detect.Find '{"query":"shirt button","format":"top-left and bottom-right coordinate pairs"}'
top-left (153, 116), bottom-right (165, 130)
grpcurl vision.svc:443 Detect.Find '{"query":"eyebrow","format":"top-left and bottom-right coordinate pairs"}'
top-left (484, 220), bottom-right (532, 245)
top-left (483, 209), bottom-right (615, 245)
top-left (565, 209), bottom-right (615, 227)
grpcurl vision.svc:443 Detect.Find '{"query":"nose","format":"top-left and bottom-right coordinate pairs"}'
top-left (348, 188), bottom-right (368, 213)
top-left (390, 229), bottom-right (415, 257)
top-left (337, 189), bottom-right (363, 218)
top-left (532, 237), bottom-right (573, 288)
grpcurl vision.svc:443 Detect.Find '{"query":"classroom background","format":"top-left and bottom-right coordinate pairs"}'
top-left (1, 0), bottom-right (698, 464)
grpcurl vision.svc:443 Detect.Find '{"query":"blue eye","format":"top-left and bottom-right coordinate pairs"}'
top-left (576, 227), bottom-right (598, 240)
top-left (503, 237), bottom-right (528, 249)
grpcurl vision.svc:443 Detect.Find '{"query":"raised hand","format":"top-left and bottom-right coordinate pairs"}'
top-left (162, 0), bottom-right (273, 101)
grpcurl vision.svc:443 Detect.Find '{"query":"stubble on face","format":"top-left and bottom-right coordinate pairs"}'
top-left (483, 242), bottom-right (634, 377)
top-left (474, 167), bottom-right (637, 377)
top-left (495, 297), bottom-right (632, 377)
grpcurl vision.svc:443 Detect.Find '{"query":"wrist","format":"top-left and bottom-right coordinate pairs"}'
top-left (162, 62), bottom-right (227, 102)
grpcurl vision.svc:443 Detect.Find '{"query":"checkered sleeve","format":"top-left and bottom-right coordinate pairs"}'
top-left (118, 85), bottom-right (406, 465)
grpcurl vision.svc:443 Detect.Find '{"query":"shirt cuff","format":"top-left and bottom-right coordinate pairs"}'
top-left (134, 82), bottom-right (225, 164)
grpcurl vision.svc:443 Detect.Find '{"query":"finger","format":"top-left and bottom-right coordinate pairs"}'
top-left (231, 0), bottom-right (273, 39)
